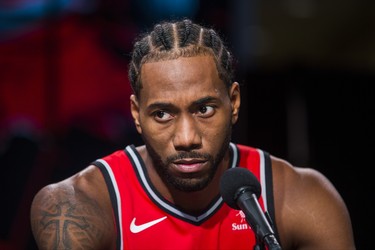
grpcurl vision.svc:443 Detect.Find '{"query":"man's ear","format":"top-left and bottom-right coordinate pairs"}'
top-left (130, 94), bottom-right (142, 134)
top-left (229, 82), bottom-right (241, 124)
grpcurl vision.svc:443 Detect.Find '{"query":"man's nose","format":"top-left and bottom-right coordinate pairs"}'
top-left (172, 114), bottom-right (202, 151)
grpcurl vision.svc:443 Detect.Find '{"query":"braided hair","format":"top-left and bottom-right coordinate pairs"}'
top-left (128, 19), bottom-right (235, 97)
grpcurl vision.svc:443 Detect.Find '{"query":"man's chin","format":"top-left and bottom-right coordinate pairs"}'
top-left (168, 177), bottom-right (210, 192)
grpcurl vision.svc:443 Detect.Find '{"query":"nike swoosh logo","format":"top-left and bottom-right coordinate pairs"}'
top-left (130, 216), bottom-right (167, 233)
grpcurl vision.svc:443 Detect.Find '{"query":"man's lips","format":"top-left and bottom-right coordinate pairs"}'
top-left (172, 159), bottom-right (207, 173)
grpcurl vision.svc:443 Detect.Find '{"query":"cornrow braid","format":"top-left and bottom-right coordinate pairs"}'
top-left (128, 19), bottom-right (235, 98)
top-left (179, 19), bottom-right (192, 46)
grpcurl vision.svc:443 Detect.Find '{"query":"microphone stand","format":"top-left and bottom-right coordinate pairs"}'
top-left (236, 191), bottom-right (282, 250)
top-left (254, 210), bottom-right (282, 250)
top-left (251, 222), bottom-right (282, 250)
top-left (262, 234), bottom-right (282, 250)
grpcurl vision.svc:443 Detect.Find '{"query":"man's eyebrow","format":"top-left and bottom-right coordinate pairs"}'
top-left (147, 102), bottom-right (174, 111)
top-left (193, 96), bottom-right (220, 106)
top-left (146, 96), bottom-right (219, 111)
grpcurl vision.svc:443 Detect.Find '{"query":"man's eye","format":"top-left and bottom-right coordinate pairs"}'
top-left (197, 105), bottom-right (215, 117)
top-left (154, 110), bottom-right (173, 121)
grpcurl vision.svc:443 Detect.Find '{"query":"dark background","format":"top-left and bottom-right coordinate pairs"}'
top-left (0, 0), bottom-right (374, 249)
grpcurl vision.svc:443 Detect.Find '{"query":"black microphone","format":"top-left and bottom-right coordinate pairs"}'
top-left (220, 167), bottom-right (282, 250)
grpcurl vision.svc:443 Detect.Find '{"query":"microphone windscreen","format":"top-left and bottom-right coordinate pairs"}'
top-left (219, 167), bottom-right (261, 209)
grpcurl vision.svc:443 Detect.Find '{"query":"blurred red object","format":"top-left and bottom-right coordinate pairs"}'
top-left (0, 15), bottom-right (133, 137)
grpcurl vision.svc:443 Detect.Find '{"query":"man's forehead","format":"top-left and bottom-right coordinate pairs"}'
top-left (136, 56), bottom-right (227, 104)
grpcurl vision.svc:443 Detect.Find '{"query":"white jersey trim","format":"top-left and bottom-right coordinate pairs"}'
top-left (256, 149), bottom-right (268, 211)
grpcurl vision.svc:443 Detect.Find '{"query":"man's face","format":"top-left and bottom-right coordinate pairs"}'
top-left (131, 55), bottom-right (240, 192)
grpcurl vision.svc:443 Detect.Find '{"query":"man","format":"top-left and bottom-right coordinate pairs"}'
top-left (30, 19), bottom-right (355, 249)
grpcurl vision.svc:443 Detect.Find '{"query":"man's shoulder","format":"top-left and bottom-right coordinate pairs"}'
top-left (269, 154), bottom-right (328, 186)
top-left (32, 165), bottom-right (100, 201)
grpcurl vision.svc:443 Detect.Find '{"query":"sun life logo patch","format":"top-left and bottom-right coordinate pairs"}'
top-left (232, 210), bottom-right (251, 231)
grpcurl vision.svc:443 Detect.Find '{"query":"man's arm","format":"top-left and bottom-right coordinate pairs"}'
top-left (30, 166), bottom-right (115, 250)
top-left (272, 157), bottom-right (356, 249)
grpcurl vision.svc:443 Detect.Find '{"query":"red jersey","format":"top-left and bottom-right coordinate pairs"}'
top-left (93, 143), bottom-right (277, 250)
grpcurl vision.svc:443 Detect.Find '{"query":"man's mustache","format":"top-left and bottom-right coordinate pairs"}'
top-left (166, 151), bottom-right (212, 162)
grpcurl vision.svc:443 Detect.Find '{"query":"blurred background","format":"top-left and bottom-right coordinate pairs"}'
top-left (0, 0), bottom-right (374, 249)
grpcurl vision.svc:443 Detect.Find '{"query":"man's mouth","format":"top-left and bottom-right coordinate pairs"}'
top-left (172, 159), bottom-right (207, 173)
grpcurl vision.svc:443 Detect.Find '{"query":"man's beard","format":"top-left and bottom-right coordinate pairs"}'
top-left (141, 125), bottom-right (232, 192)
